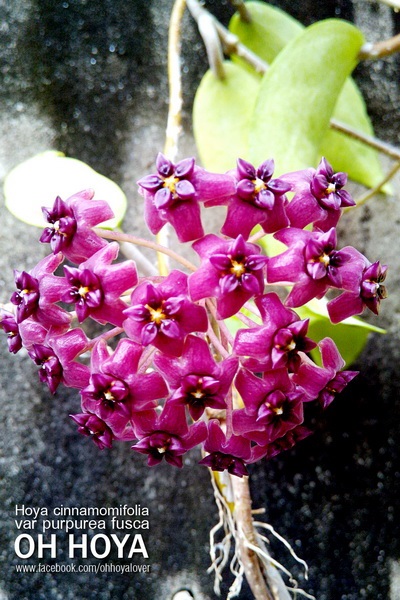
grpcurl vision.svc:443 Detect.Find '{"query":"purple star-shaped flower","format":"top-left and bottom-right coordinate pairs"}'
top-left (205, 158), bottom-right (290, 239)
top-left (189, 234), bottom-right (268, 319)
top-left (327, 259), bottom-right (388, 323)
top-left (282, 157), bottom-right (355, 231)
top-left (28, 328), bottom-right (90, 394)
top-left (293, 337), bottom-right (358, 409)
top-left (267, 227), bottom-right (366, 307)
top-left (81, 338), bottom-right (167, 438)
top-left (40, 189), bottom-right (115, 264)
top-left (154, 334), bottom-right (238, 420)
top-left (138, 153), bottom-right (235, 243)
top-left (232, 367), bottom-right (305, 445)
top-left (198, 419), bottom-right (252, 478)
top-left (70, 413), bottom-right (114, 450)
top-left (45, 242), bottom-right (138, 327)
top-left (10, 253), bottom-right (71, 331)
top-left (234, 292), bottom-right (316, 373)
top-left (132, 402), bottom-right (207, 468)
top-left (123, 270), bottom-right (208, 356)
top-left (249, 425), bottom-right (313, 463)
top-left (0, 309), bottom-right (22, 354)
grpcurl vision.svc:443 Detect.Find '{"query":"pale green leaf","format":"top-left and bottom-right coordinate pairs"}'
top-left (4, 151), bottom-right (127, 229)
top-left (230, 5), bottom-right (385, 188)
top-left (192, 61), bottom-right (259, 171)
top-left (229, 1), bottom-right (303, 68)
top-left (248, 19), bottom-right (365, 175)
top-left (319, 85), bottom-right (387, 190)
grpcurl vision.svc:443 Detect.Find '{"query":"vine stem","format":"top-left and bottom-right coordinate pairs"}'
top-left (188, 0), bottom-right (400, 162)
top-left (93, 227), bottom-right (198, 273)
top-left (156, 0), bottom-right (187, 276)
top-left (186, 0), bottom-right (225, 79)
top-left (86, 327), bottom-right (124, 349)
top-left (359, 32), bottom-right (400, 60)
top-left (376, 0), bottom-right (400, 8)
top-left (228, 0), bottom-right (252, 23)
top-left (164, 0), bottom-right (186, 163)
top-left (351, 159), bottom-right (400, 208)
top-left (230, 475), bottom-right (290, 600)
top-left (330, 118), bottom-right (400, 160)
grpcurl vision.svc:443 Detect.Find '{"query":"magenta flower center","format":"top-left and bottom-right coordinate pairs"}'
top-left (271, 320), bottom-right (316, 372)
top-left (29, 344), bottom-right (63, 394)
top-left (209, 451), bottom-right (236, 471)
top-left (127, 288), bottom-right (186, 346)
top-left (252, 177), bottom-right (267, 194)
top-left (11, 272), bottom-right (40, 322)
top-left (145, 303), bottom-right (168, 325)
top-left (259, 390), bottom-right (290, 422)
top-left (40, 197), bottom-right (77, 252)
top-left (274, 328), bottom-right (296, 352)
top-left (63, 267), bottom-right (104, 321)
top-left (87, 373), bottom-right (129, 409)
top-left (151, 434), bottom-right (171, 454)
top-left (303, 232), bottom-right (347, 284)
top-left (162, 175), bottom-right (180, 195)
top-left (181, 374), bottom-right (220, 405)
top-left (210, 242), bottom-right (266, 296)
top-left (360, 262), bottom-right (388, 314)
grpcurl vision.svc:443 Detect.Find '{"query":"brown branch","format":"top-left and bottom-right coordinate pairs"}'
top-left (359, 33), bottom-right (400, 60)
top-left (93, 228), bottom-right (198, 272)
top-left (228, 0), bottom-right (252, 23)
top-left (165, 0), bottom-right (186, 162)
top-left (186, 0), bottom-right (225, 79)
top-left (351, 159), bottom-right (400, 208)
top-left (330, 118), bottom-right (400, 160)
top-left (373, 0), bottom-right (400, 9)
top-left (230, 475), bottom-right (295, 599)
top-left (188, 0), bottom-right (400, 163)
top-left (219, 26), bottom-right (400, 161)
top-left (230, 475), bottom-right (275, 600)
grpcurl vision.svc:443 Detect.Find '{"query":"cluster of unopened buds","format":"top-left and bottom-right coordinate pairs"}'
top-left (1, 153), bottom-right (388, 477)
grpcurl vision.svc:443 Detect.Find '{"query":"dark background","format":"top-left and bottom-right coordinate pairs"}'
top-left (0, 1), bottom-right (399, 599)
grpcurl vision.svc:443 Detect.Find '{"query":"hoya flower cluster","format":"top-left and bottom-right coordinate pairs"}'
top-left (1, 155), bottom-right (388, 477)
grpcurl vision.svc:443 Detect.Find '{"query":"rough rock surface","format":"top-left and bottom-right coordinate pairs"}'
top-left (0, 1), bottom-right (399, 599)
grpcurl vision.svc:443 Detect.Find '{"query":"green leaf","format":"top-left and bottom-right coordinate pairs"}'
top-left (319, 84), bottom-right (387, 191)
top-left (230, 5), bottom-right (385, 189)
top-left (296, 298), bottom-right (385, 366)
top-left (192, 61), bottom-right (259, 171)
top-left (248, 19), bottom-right (365, 175)
top-left (229, 1), bottom-right (303, 68)
top-left (4, 151), bottom-right (127, 229)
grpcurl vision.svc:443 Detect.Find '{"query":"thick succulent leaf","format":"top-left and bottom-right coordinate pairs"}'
top-left (296, 298), bottom-right (385, 367)
top-left (193, 61), bottom-right (259, 171)
top-left (229, 1), bottom-right (303, 68)
top-left (248, 19), bottom-right (365, 175)
top-left (319, 85), bottom-right (386, 190)
top-left (230, 5), bottom-right (384, 188)
top-left (4, 151), bottom-right (126, 229)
